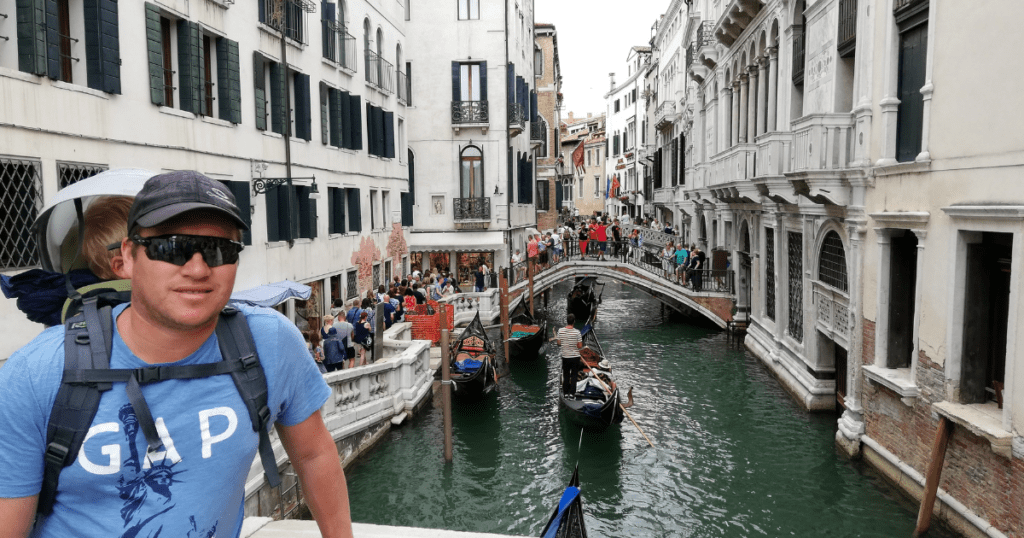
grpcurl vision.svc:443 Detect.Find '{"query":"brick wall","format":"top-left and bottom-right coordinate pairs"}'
top-left (862, 318), bottom-right (875, 365)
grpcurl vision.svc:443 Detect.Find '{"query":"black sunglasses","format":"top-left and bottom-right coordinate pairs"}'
top-left (130, 234), bottom-right (244, 267)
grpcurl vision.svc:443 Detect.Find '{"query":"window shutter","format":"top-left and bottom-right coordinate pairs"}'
top-left (347, 188), bottom-right (362, 233)
top-left (336, 89), bottom-right (349, 148)
top-left (269, 61), bottom-right (286, 135)
top-left (408, 148), bottom-right (415, 196)
top-left (216, 38), bottom-right (242, 123)
top-left (327, 186), bottom-right (336, 233)
top-left (555, 177), bottom-right (563, 209)
top-left (349, 93), bottom-right (362, 150)
top-left (373, 106), bottom-right (385, 157)
top-left (322, 2), bottom-right (336, 59)
top-left (16, 0), bottom-right (48, 75)
top-left (383, 110), bottom-right (395, 159)
top-left (253, 53), bottom-right (266, 130)
top-left (507, 146), bottom-right (514, 204)
top-left (43, 0), bottom-right (59, 79)
top-left (258, 0), bottom-right (267, 24)
top-left (320, 82), bottom-right (329, 144)
top-left (298, 186), bottom-right (316, 239)
top-left (83, 0), bottom-right (121, 94)
top-left (365, 103), bottom-right (375, 155)
top-left (451, 61), bottom-right (460, 101)
top-left (221, 181), bottom-right (252, 245)
top-left (266, 185), bottom-right (280, 242)
top-left (507, 62), bottom-right (514, 103)
top-left (294, 72), bottom-right (312, 141)
top-left (401, 192), bottom-right (413, 226)
top-left (144, 3), bottom-right (164, 105)
top-left (479, 60), bottom-right (487, 101)
top-left (530, 90), bottom-right (537, 122)
top-left (177, 20), bottom-right (203, 114)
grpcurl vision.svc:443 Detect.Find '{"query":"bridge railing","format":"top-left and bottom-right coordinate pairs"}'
top-left (506, 240), bottom-right (735, 294)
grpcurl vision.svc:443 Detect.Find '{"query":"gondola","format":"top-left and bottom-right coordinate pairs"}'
top-left (508, 300), bottom-right (547, 361)
top-left (450, 311), bottom-right (498, 398)
top-left (559, 326), bottom-right (626, 431)
top-left (539, 465), bottom-right (588, 538)
top-left (566, 277), bottom-right (602, 325)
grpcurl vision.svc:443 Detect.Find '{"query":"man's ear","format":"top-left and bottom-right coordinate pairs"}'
top-left (115, 238), bottom-right (134, 279)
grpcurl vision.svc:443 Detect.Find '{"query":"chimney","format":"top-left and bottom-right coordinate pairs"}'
top-left (587, 113), bottom-right (592, 118)
top-left (568, 111), bottom-right (574, 122)
top-left (609, 73), bottom-right (616, 91)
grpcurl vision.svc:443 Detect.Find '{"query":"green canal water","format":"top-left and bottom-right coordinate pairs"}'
top-left (346, 282), bottom-right (959, 537)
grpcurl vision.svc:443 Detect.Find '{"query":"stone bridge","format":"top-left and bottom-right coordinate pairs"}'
top-left (507, 257), bottom-right (738, 329)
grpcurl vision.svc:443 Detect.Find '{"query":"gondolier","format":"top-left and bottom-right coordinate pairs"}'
top-left (553, 314), bottom-right (584, 396)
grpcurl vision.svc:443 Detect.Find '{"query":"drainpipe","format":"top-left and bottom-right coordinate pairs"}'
top-left (276, 0), bottom-right (295, 247)
top-left (503, 0), bottom-right (511, 267)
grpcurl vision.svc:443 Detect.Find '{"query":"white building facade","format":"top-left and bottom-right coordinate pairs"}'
top-left (603, 47), bottom-right (650, 221)
top-left (0, 0), bottom-right (415, 361)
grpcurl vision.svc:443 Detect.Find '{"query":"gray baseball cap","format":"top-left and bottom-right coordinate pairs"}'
top-left (127, 170), bottom-right (249, 232)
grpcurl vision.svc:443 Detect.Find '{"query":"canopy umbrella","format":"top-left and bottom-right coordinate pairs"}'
top-left (525, 227), bottom-right (541, 236)
top-left (230, 280), bottom-right (311, 308)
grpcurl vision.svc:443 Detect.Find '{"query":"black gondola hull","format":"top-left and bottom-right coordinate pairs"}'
top-left (558, 382), bottom-right (624, 431)
top-left (450, 312), bottom-right (499, 399)
top-left (451, 358), bottom-right (496, 399)
top-left (509, 320), bottom-right (546, 361)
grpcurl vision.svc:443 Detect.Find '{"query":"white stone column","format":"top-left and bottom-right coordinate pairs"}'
top-left (910, 230), bottom-right (928, 381)
top-left (756, 57), bottom-right (768, 137)
top-left (731, 82), bottom-right (740, 147)
top-left (837, 226), bottom-right (867, 456)
top-left (738, 75), bottom-right (748, 144)
top-left (746, 66), bottom-right (758, 143)
top-left (767, 47), bottom-right (779, 133)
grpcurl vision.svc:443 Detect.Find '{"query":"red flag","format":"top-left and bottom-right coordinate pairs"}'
top-left (611, 175), bottom-right (620, 196)
top-left (571, 141), bottom-right (585, 172)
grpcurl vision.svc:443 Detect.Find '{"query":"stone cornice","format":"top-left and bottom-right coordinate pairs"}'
top-left (941, 205), bottom-right (1024, 221)
top-left (868, 211), bottom-right (930, 229)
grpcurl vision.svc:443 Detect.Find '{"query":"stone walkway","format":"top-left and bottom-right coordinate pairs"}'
top-left (242, 518), bottom-right (529, 538)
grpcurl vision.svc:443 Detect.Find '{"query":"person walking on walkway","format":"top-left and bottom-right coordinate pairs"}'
top-left (552, 314), bottom-right (584, 396)
top-left (593, 219), bottom-right (608, 261)
top-left (578, 224), bottom-right (590, 259)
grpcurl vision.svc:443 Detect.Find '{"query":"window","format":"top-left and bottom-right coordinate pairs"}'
top-left (405, 0), bottom-right (411, 21)
top-left (459, 63), bottom-right (485, 101)
top-left (0, 157), bottom-right (43, 270)
top-left (594, 175), bottom-right (600, 197)
top-left (328, 187), bottom-right (348, 234)
top-left (818, 231), bottom-right (849, 292)
top-left (895, 4), bottom-right (928, 162)
top-left (17, 0), bottom-right (122, 93)
top-left (346, 268), bottom-right (358, 299)
top-left (370, 189), bottom-right (378, 230)
top-left (258, 0), bottom-right (304, 44)
top-left (460, 146), bottom-right (484, 198)
top-left (321, 85), bottom-right (363, 149)
top-left (365, 104), bottom-right (394, 158)
top-left (372, 262), bottom-right (381, 290)
top-left (614, 99), bottom-right (620, 113)
top-left (562, 179), bottom-right (573, 204)
top-left (885, 231), bottom-right (918, 368)
top-left (536, 179), bottom-right (549, 211)
top-left (266, 184), bottom-right (316, 242)
top-left (347, 188), bottom-right (362, 232)
top-left (458, 0), bottom-right (479, 20)
top-left (382, 190), bottom-right (391, 226)
top-left (384, 260), bottom-right (392, 285)
top-left (960, 232), bottom-right (1012, 404)
top-left (787, 231), bottom-right (803, 341)
top-left (57, 162), bottom-right (106, 189)
top-left (398, 118), bottom-right (406, 162)
top-left (534, 46), bottom-right (543, 75)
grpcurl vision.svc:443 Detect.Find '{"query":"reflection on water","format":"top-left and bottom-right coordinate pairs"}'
top-left (346, 282), bottom-right (960, 537)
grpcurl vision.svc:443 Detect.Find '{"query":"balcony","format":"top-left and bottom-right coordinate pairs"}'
top-left (451, 101), bottom-right (489, 133)
top-left (508, 102), bottom-right (525, 137)
top-left (324, 22), bottom-right (357, 73)
top-left (454, 197), bottom-right (491, 225)
top-left (655, 100), bottom-right (677, 129)
top-left (696, 20), bottom-right (717, 67)
top-left (754, 131), bottom-right (792, 179)
top-left (653, 187), bottom-right (672, 205)
top-left (365, 50), bottom-right (394, 94)
top-left (713, 0), bottom-right (764, 48)
top-left (786, 113), bottom-right (855, 206)
top-left (397, 70), bottom-right (409, 105)
top-left (530, 120), bottom-right (545, 142)
top-left (837, 0), bottom-right (857, 58)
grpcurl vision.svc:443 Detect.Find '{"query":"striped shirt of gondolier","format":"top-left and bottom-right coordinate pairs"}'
top-left (555, 327), bottom-right (582, 358)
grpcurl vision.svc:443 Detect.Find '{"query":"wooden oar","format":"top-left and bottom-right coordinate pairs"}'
top-left (587, 374), bottom-right (655, 448)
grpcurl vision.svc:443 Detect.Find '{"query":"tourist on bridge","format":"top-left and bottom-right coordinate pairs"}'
top-left (527, 234), bottom-right (539, 267)
top-left (662, 241), bottom-right (676, 279)
top-left (552, 313), bottom-right (584, 396)
top-left (552, 231), bottom-right (563, 263)
top-left (352, 311), bottom-right (372, 367)
top-left (578, 223), bottom-right (590, 259)
top-left (537, 234), bottom-right (548, 267)
top-left (323, 324), bottom-right (348, 373)
top-left (675, 244), bottom-right (690, 285)
top-left (688, 245), bottom-right (706, 291)
top-left (610, 218), bottom-right (623, 259)
top-left (593, 219), bottom-right (608, 261)
top-left (474, 264), bottom-right (487, 292)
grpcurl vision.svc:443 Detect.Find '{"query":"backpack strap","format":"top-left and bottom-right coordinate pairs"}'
top-left (215, 307), bottom-right (282, 489)
top-left (39, 297), bottom-right (113, 516)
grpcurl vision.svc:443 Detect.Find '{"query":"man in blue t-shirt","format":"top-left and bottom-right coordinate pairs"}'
top-left (0, 171), bottom-right (354, 538)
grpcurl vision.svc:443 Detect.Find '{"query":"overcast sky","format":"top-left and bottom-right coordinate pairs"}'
top-left (535, 0), bottom-right (669, 118)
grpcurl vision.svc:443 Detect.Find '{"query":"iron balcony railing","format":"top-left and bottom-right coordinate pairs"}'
top-left (324, 21), bottom-right (357, 71)
top-left (508, 102), bottom-right (525, 126)
top-left (837, 0), bottom-right (857, 58)
top-left (365, 49), bottom-right (394, 93)
top-left (686, 44), bottom-right (694, 69)
top-left (530, 120), bottom-right (545, 141)
top-left (397, 70), bottom-right (409, 104)
top-left (451, 100), bottom-right (489, 124)
top-left (453, 197), bottom-right (490, 220)
top-left (894, 0), bottom-right (927, 13)
top-left (697, 20), bottom-right (715, 49)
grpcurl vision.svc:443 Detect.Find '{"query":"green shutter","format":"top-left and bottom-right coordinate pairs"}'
top-left (42, 0), bottom-right (59, 79)
top-left (269, 61), bottom-right (286, 135)
top-left (329, 88), bottom-right (343, 147)
top-left (349, 93), bottom-right (362, 150)
top-left (83, 0), bottom-right (121, 94)
top-left (383, 110), bottom-right (395, 159)
top-left (266, 185), bottom-right (280, 242)
top-left (347, 188), bottom-right (362, 233)
top-left (365, 103), bottom-right (374, 155)
top-left (294, 72), bottom-right (311, 141)
top-left (217, 38), bottom-right (241, 123)
top-left (338, 89), bottom-right (350, 148)
top-left (16, 0), bottom-right (48, 75)
top-left (373, 106), bottom-right (385, 157)
top-left (144, 3), bottom-right (164, 105)
top-left (320, 82), bottom-right (329, 144)
top-left (177, 20), bottom-right (203, 114)
top-left (253, 53), bottom-right (266, 130)
top-left (327, 187), bottom-right (336, 233)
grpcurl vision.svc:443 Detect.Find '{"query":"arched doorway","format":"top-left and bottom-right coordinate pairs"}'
top-left (736, 220), bottom-right (752, 325)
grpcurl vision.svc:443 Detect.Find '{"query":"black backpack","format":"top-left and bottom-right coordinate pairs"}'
top-left (37, 293), bottom-right (282, 515)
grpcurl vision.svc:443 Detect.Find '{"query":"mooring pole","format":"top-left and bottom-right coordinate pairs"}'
top-left (528, 258), bottom-right (536, 317)
top-left (913, 416), bottom-right (953, 536)
top-left (440, 321), bottom-right (453, 462)
top-left (500, 271), bottom-right (510, 367)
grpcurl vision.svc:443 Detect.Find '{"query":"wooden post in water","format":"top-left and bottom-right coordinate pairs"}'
top-left (528, 259), bottom-right (536, 317)
top-left (913, 416), bottom-right (953, 537)
top-left (440, 322), bottom-right (453, 462)
top-left (500, 271), bottom-right (510, 368)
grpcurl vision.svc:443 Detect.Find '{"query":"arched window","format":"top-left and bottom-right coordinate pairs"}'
top-left (460, 146), bottom-right (484, 198)
top-left (363, 19), bottom-right (371, 80)
top-left (376, 28), bottom-right (384, 86)
top-left (818, 230), bottom-right (848, 292)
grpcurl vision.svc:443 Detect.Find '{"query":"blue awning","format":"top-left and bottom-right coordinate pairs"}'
top-left (230, 280), bottom-right (311, 307)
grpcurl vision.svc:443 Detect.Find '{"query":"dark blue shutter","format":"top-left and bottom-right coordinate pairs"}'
top-left (43, 0), bottom-right (59, 79)
top-left (408, 148), bottom-right (415, 196)
top-left (266, 185), bottom-right (280, 242)
top-left (530, 90), bottom-right (537, 122)
top-left (319, 82), bottom-right (329, 144)
top-left (16, 0), bottom-right (48, 75)
top-left (349, 93), bottom-right (362, 150)
top-left (269, 61), bottom-right (285, 135)
top-left (258, 0), bottom-right (266, 24)
top-left (298, 186), bottom-right (315, 238)
top-left (400, 192), bottom-right (413, 226)
top-left (337, 89), bottom-right (349, 148)
top-left (516, 76), bottom-right (525, 109)
top-left (294, 72), bottom-right (312, 141)
top-left (383, 110), bottom-right (395, 159)
top-left (373, 106), bottom-right (385, 157)
top-left (322, 2), bottom-right (336, 59)
top-left (217, 38), bottom-right (241, 123)
top-left (329, 87), bottom-right (342, 147)
top-left (83, 0), bottom-right (121, 94)
top-left (507, 146), bottom-right (514, 204)
top-left (253, 53), bottom-right (266, 130)
top-left (365, 103), bottom-right (375, 155)
top-left (177, 20), bottom-right (202, 114)
top-left (221, 181), bottom-right (252, 245)
top-left (144, 3), bottom-right (164, 105)
top-left (896, 22), bottom-right (927, 163)
top-left (555, 177), bottom-right (563, 209)
top-left (327, 187), bottom-right (336, 233)
top-left (347, 188), bottom-right (362, 232)
top-left (451, 61), bottom-right (460, 101)
top-left (479, 60), bottom-right (487, 101)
